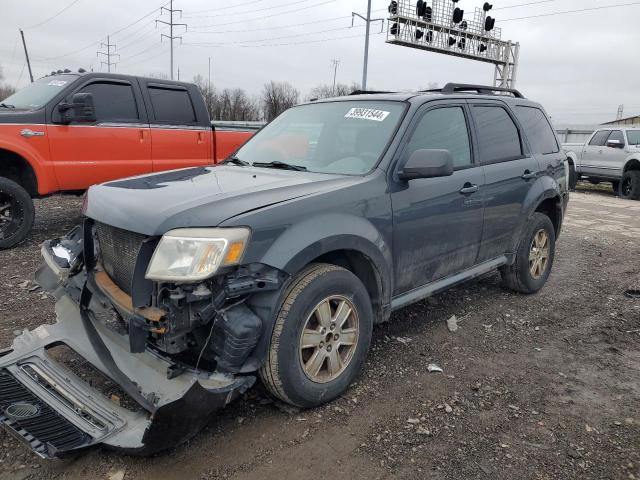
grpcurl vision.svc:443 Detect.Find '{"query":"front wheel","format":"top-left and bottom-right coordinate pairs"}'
top-left (568, 162), bottom-right (578, 190)
top-left (500, 213), bottom-right (556, 294)
top-left (0, 177), bottom-right (35, 249)
top-left (259, 264), bottom-right (373, 408)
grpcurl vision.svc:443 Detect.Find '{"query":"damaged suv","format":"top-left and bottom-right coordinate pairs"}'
top-left (0, 84), bottom-right (569, 458)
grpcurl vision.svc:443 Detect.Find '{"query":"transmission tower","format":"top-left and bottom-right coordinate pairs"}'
top-left (330, 59), bottom-right (340, 95)
top-left (156, 0), bottom-right (187, 80)
top-left (97, 36), bottom-right (119, 72)
top-left (617, 104), bottom-right (624, 120)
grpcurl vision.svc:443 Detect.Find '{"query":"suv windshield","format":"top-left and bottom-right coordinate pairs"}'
top-left (627, 130), bottom-right (640, 146)
top-left (233, 100), bottom-right (406, 175)
top-left (0, 75), bottom-right (77, 110)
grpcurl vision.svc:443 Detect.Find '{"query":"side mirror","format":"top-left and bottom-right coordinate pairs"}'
top-left (606, 139), bottom-right (624, 149)
top-left (398, 149), bottom-right (454, 181)
top-left (58, 92), bottom-right (96, 124)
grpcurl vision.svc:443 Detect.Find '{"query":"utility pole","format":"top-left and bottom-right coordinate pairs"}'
top-left (97, 36), bottom-right (119, 72)
top-left (157, 0), bottom-right (187, 80)
top-left (19, 29), bottom-right (34, 83)
top-left (352, 1), bottom-right (384, 90)
top-left (330, 59), bottom-right (340, 95)
top-left (208, 57), bottom-right (212, 91)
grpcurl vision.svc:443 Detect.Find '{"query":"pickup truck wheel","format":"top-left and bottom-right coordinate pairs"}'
top-left (0, 177), bottom-right (35, 249)
top-left (568, 163), bottom-right (577, 190)
top-left (259, 264), bottom-right (373, 408)
top-left (619, 171), bottom-right (640, 200)
top-left (500, 213), bottom-right (556, 294)
top-left (612, 180), bottom-right (620, 195)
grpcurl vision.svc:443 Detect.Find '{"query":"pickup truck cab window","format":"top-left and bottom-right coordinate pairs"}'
top-left (0, 74), bottom-right (77, 110)
top-left (472, 105), bottom-right (523, 164)
top-left (405, 106), bottom-right (472, 169)
top-left (233, 101), bottom-right (405, 175)
top-left (78, 81), bottom-right (139, 122)
top-left (514, 106), bottom-right (559, 155)
top-left (589, 130), bottom-right (610, 146)
top-left (147, 86), bottom-right (196, 124)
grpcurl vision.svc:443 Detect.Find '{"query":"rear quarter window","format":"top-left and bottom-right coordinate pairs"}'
top-left (514, 106), bottom-right (559, 155)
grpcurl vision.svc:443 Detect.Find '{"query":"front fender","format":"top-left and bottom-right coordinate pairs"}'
top-left (509, 175), bottom-right (562, 253)
top-left (259, 212), bottom-right (392, 306)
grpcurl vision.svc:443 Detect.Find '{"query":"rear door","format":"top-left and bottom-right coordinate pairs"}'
top-left (391, 102), bottom-right (485, 294)
top-left (468, 100), bottom-right (541, 262)
top-left (142, 83), bottom-right (211, 172)
top-left (48, 78), bottom-right (151, 190)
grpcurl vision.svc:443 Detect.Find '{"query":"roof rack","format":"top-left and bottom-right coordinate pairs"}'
top-left (431, 83), bottom-right (525, 98)
top-left (349, 90), bottom-right (396, 96)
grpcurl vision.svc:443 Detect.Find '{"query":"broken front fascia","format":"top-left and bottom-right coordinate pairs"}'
top-left (0, 226), bottom-right (275, 458)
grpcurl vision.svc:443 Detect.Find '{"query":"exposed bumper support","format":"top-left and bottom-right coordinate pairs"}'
top-left (0, 294), bottom-right (254, 458)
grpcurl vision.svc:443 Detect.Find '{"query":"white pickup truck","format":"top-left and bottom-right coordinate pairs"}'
top-left (563, 126), bottom-right (640, 199)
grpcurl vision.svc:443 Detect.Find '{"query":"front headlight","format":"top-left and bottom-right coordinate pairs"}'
top-left (145, 227), bottom-right (250, 282)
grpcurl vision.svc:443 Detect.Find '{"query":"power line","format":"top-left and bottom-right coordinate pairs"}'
top-left (500, 1), bottom-right (640, 21)
top-left (494, 0), bottom-right (557, 10)
top-left (184, 0), bottom-right (319, 19)
top-left (24, 0), bottom-right (82, 29)
top-left (187, 0), bottom-right (336, 29)
top-left (188, 0), bottom-right (262, 15)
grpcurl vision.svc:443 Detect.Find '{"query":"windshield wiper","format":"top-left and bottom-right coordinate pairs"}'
top-left (222, 156), bottom-right (249, 166)
top-left (252, 161), bottom-right (307, 171)
top-left (0, 103), bottom-right (15, 109)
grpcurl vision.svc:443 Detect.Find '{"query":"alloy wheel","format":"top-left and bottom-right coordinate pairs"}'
top-left (529, 229), bottom-right (550, 279)
top-left (0, 191), bottom-right (22, 240)
top-left (299, 295), bottom-right (359, 384)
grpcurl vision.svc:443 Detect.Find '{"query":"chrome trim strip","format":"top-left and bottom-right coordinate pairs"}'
top-left (149, 124), bottom-right (210, 131)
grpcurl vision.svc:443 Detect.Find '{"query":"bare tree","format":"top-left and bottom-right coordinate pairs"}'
top-left (0, 65), bottom-right (16, 100)
top-left (192, 74), bottom-right (216, 119)
top-left (262, 81), bottom-right (299, 121)
top-left (307, 82), bottom-right (360, 101)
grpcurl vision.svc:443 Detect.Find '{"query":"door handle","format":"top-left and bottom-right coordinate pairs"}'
top-left (139, 129), bottom-right (145, 143)
top-left (197, 131), bottom-right (204, 144)
top-left (459, 183), bottom-right (479, 194)
top-left (521, 170), bottom-right (537, 180)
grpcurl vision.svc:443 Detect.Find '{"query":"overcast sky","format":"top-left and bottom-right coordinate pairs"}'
top-left (1, 0), bottom-right (638, 124)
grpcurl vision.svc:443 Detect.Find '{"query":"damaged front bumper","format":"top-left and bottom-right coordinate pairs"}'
top-left (0, 277), bottom-right (254, 458)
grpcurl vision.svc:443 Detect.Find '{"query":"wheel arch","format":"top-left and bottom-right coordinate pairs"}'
top-left (0, 148), bottom-right (39, 197)
top-left (623, 157), bottom-right (640, 173)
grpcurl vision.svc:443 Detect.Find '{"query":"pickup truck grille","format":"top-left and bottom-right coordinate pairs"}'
top-left (0, 369), bottom-right (91, 457)
top-left (95, 222), bottom-right (146, 295)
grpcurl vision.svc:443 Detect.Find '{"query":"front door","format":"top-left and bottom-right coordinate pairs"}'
top-left (580, 129), bottom-right (611, 177)
top-left (391, 103), bottom-right (485, 295)
top-left (468, 101), bottom-right (541, 262)
top-left (48, 79), bottom-right (151, 190)
top-left (599, 129), bottom-right (627, 177)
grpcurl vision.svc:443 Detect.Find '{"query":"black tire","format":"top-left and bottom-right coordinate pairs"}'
top-left (619, 170), bottom-right (640, 200)
top-left (259, 264), bottom-right (373, 408)
top-left (0, 177), bottom-right (35, 249)
top-left (499, 212), bottom-right (556, 294)
top-left (568, 162), bottom-right (577, 191)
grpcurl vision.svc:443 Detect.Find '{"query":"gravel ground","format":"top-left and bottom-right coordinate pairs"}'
top-left (0, 185), bottom-right (638, 480)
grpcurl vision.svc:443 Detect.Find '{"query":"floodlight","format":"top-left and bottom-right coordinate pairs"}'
top-left (453, 7), bottom-right (464, 23)
top-left (485, 16), bottom-right (495, 31)
top-left (483, 2), bottom-right (493, 12)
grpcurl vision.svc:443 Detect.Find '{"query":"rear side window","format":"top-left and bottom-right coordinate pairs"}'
top-left (473, 106), bottom-right (522, 164)
top-left (78, 82), bottom-right (138, 122)
top-left (148, 86), bottom-right (196, 124)
top-left (514, 106), bottom-right (559, 155)
top-left (607, 130), bottom-right (625, 145)
top-left (406, 106), bottom-right (472, 168)
top-left (589, 130), bottom-right (610, 146)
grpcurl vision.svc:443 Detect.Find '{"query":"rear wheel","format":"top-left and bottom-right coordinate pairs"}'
top-left (612, 180), bottom-right (620, 195)
top-left (619, 170), bottom-right (640, 200)
top-left (500, 213), bottom-right (556, 294)
top-left (259, 264), bottom-right (373, 408)
top-left (0, 177), bottom-right (35, 249)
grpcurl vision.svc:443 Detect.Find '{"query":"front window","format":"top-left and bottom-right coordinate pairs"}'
top-left (0, 75), bottom-right (77, 110)
top-left (233, 101), bottom-right (406, 175)
top-left (627, 130), bottom-right (640, 146)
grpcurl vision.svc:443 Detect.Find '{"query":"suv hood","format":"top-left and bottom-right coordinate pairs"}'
top-left (84, 165), bottom-right (355, 235)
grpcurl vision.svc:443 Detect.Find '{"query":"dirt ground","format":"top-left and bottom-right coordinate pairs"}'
top-left (0, 183), bottom-right (638, 480)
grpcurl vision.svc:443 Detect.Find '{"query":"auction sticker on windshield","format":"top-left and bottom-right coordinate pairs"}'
top-left (345, 108), bottom-right (390, 122)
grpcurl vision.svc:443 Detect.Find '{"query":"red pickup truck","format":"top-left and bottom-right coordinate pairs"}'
top-left (0, 72), bottom-right (258, 248)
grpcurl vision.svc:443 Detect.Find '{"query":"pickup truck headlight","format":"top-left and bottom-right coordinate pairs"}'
top-left (145, 228), bottom-right (250, 282)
